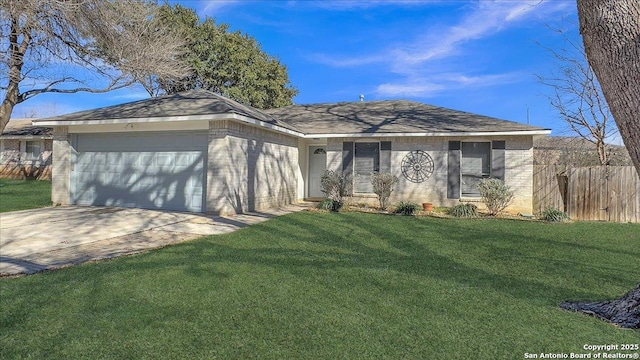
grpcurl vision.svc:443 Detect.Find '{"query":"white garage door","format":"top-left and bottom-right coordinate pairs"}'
top-left (72, 132), bottom-right (207, 212)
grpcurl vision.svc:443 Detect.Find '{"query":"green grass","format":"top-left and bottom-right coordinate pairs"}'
top-left (1, 212), bottom-right (638, 358)
top-left (0, 179), bottom-right (51, 212)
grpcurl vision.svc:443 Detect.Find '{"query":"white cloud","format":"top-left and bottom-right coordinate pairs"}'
top-left (376, 82), bottom-right (445, 97)
top-left (108, 90), bottom-right (150, 101)
top-left (309, 0), bottom-right (443, 10)
top-left (375, 72), bottom-right (522, 97)
top-left (391, 1), bottom-right (549, 68)
top-left (316, 1), bottom-right (551, 69)
top-left (313, 1), bottom-right (566, 98)
top-left (311, 53), bottom-right (386, 68)
top-left (199, 0), bottom-right (241, 16)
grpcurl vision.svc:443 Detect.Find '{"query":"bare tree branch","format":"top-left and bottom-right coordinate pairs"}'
top-left (536, 22), bottom-right (616, 165)
top-left (0, 0), bottom-right (190, 132)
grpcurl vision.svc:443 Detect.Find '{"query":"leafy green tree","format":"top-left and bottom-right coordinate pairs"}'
top-left (147, 4), bottom-right (298, 109)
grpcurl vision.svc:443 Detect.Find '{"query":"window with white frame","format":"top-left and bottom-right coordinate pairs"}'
top-left (23, 140), bottom-right (43, 161)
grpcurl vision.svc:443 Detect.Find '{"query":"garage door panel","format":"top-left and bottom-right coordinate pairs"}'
top-left (75, 187), bottom-right (95, 204)
top-left (93, 153), bottom-right (107, 165)
top-left (189, 195), bottom-right (203, 211)
top-left (72, 132), bottom-right (207, 212)
top-left (155, 153), bottom-right (174, 167)
top-left (107, 152), bottom-right (124, 167)
top-left (123, 153), bottom-right (138, 167)
top-left (137, 153), bottom-right (154, 167)
top-left (122, 173), bottom-right (137, 187)
top-left (175, 153), bottom-right (192, 166)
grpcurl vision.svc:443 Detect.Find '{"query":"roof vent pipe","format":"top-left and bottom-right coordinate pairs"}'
top-left (359, 94), bottom-right (364, 102)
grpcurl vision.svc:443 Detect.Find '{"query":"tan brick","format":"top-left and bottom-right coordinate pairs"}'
top-left (206, 120), bottom-right (298, 215)
top-left (329, 135), bottom-right (535, 214)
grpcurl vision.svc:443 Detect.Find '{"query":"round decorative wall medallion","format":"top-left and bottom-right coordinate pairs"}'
top-left (401, 150), bottom-right (434, 183)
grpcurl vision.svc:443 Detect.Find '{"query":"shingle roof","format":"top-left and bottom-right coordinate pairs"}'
top-left (265, 100), bottom-right (549, 135)
top-left (1, 119), bottom-right (52, 138)
top-left (38, 89), bottom-right (300, 132)
top-left (34, 91), bottom-right (548, 137)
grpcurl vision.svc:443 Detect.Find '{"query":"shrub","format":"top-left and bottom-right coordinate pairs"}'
top-left (540, 207), bottom-right (570, 222)
top-left (317, 198), bottom-right (335, 211)
top-left (371, 172), bottom-right (398, 210)
top-left (476, 178), bottom-right (514, 216)
top-left (320, 170), bottom-right (353, 212)
top-left (449, 203), bottom-right (478, 218)
top-left (394, 201), bottom-right (420, 216)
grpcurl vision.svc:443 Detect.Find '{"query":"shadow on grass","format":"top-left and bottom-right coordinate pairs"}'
top-left (4, 212), bottom-right (638, 310)
top-left (2, 211), bottom-right (639, 358)
top-left (70, 212), bottom-right (638, 309)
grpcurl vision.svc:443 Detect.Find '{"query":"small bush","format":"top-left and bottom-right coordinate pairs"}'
top-left (541, 207), bottom-right (570, 222)
top-left (320, 170), bottom-right (353, 212)
top-left (449, 203), bottom-right (478, 218)
top-left (371, 172), bottom-right (398, 210)
top-left (476, 178), bottom-right (514, 216)
top-left (317, 199), bottom-right (342, 211)
top-left (394, 201), bottom-right (420, 216)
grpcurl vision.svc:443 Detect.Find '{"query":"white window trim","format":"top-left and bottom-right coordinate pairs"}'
top-left (20, 140), bottom-right (45, 164)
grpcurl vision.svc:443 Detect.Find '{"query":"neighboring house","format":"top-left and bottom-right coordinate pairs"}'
top-left (33, 90), bottom-right (550, 215)
top-left (0, 119), bottom-right (53, 180)
top-left (534, 135), bottom-right (632, 167)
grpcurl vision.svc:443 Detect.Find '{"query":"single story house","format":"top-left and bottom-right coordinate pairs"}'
top-left (33, 89), bottom-right (550, 215)
top-left (0, 119), bottom-right (53, 180)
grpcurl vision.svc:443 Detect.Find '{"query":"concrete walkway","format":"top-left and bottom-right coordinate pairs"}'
top-left (0, 205), bottom-right (310, 276)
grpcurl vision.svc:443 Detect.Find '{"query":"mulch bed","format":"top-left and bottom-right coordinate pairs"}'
top-left (560, 284), bottom-right (640, 329)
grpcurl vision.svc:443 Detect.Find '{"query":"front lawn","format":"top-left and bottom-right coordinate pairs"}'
top-left (0, 179), bottom-right (51, 212)
top-left (1, 212), bottom-right (638, 358)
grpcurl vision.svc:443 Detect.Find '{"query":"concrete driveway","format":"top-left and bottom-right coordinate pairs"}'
top-left (0, 205), bottom-right (307, 276)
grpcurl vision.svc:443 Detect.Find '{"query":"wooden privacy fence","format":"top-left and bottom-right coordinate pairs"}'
top-left (533, 165), bottom-right (640, 223)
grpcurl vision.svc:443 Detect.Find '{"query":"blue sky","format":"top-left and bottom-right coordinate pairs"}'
top-left (14, 0), bottom-right (596, 139)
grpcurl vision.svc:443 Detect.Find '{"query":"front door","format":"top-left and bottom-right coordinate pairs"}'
top-left (308, 146), bottom-right (327, 198)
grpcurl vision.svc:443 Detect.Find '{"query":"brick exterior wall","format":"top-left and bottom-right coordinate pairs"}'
top-left (51, 126), bottom-right (71, 205)
top-left (503, 136), bottom-right (534, 213)
top-left (326, 135), bottom-right (534, 214)
top-left (1, 139), bottom-right (20, 162)
top-left (207, 120), bottom-right (299, 215)
top-left (43, 118), bottom-right (533, 215)
top-left (0, 138), bottom-right (53, 180)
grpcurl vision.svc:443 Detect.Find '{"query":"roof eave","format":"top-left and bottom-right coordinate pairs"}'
top-left (33, 113), bottom-right (305, 138)
top-left (33, 114), bottom-right (549, 139)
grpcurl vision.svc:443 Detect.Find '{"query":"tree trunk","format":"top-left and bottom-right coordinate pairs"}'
top-left (576, 0), bottom-right (640, 175)
top-left (568, 0), bottom-right (640, 328)
top-left (1, 15), bottom-right (30, 133)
